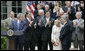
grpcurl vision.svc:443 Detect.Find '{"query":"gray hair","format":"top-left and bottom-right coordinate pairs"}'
top-left (17, 13), bottom-right (24, 19)
top-left (10, 11), bottom-right (15, 14)
top-left (45, 4), bottom-right (49, 8)
top-left (38, 9), bottom-right (44, 14)
top-left (76, 12), bottom-right (82, 16)
top-left (61, 14), bottom-right (68, 21)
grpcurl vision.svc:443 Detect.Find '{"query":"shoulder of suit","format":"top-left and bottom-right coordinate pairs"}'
top-left (73, 19), bottom-right (77, 21)
top-left (5, 17), bottom-right (10, 20)
top-left (4, 17), bottom-right (10, 22)
top-left (14, 18), bottom-right (17, 20)
top-left (81, 19), bottom-right (84, 22)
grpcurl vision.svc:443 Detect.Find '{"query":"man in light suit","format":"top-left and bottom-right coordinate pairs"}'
top-left (10, 13), bottom-right (26, 50)
top-left (2, 11), bottom-right (17, 50)
top-left (72, 12), bottom-right (84, 50)
top-left (3, 11), bottom-right (17, 30)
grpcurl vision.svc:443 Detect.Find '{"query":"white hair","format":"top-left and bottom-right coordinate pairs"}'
top-left (76, 12), bottom-right (82, 16)
top-left (38, 9), bottom-right (44, 14)
top-left (17, 13), bottom-right (24, 19)
top-left (45, 4), bottom-right (49, 8)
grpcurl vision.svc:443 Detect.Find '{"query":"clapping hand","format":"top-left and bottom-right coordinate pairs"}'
top-left (34, 23), bottom-right (37, 28)
top-left (73, 21), bottom-right (78, 26)
top-left (46, 21), bottom-right (51, 25)
top-left (29, 21), bottom-right (33, 27)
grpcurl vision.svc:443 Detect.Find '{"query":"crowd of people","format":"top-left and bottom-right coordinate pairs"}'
top-left (3, 1), bottom-right (84, 50)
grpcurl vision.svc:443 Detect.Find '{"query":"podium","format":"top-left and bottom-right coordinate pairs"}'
top-left (1, 30), bottom-right (24, 50)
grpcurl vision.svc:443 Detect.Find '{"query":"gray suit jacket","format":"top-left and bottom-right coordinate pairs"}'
top-left (72, 19), bottom-right (84, 40)
top-left (3, 17), bottom-right (17, 30)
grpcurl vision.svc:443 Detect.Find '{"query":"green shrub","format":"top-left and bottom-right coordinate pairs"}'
top-left (1, 25), bottom-right (8, 50)
top-left (1, 36), bottom-right (8, 50)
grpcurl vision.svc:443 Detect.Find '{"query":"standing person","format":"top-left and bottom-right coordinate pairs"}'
top-left (24, 11), bottom-right (36, 50)
top-left (10, 13), bottom-right (26, 50)
top-left (63, 1), bottom-right (75, 21)
top-left (4, 11), bottom-right (17, 30)
top-left (41, 11), bottom-right (54, 50)
top-left (59, 15), bottom-right (72, 50)
top-left (34, 9), bottom-right (45, 50)
top-left (3, 11), bottom-right (17, 50)
top-left (51, 20), bottom-right (62, 50)
top-left (72, 12), bottom-right (84, 50)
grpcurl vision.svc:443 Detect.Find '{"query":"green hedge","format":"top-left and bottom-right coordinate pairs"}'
top-left (1, 36), bottom-right (8, 50)
top-left (1, 25), bottom-right (8, 50)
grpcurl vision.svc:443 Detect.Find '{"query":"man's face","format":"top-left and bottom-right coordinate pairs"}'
top-left (39, 12), bottom-right (44, 16)
top-left (20, 15), bottom-right (24, 21)
top-left (45, 6), bottom-right (49, 11)
top-left (27, 13), bottom-right (31, 18)
top-left (60, 17), bottom-right (65, 23)
top-left (45, 12), bottom-right (50, 18)
top-left (76, 14), bottom-right (81, 19)
top-left (10, 12), bottom-right (14, 18)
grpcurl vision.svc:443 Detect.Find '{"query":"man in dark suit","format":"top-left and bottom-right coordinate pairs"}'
top-left (24, 11), bottom-right (36, 50)
top-left (10, 13), bottom-right (26, 50)
top-left (34, 9), bottom-right (45, 50)
top-left (41, 11), bottom-right (54, 50)
top-left (59, 15), bottom-right (72, 50)
top-left (62, 1), bottom-right (76, 21)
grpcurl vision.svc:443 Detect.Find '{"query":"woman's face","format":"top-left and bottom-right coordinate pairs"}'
top-left (78, 7), bottom-right (81, 11)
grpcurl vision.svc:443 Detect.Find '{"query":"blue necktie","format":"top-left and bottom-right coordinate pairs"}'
top-left (17, 22), bottom-right (20, 30)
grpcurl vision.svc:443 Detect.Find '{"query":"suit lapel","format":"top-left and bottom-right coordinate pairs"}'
top-left (14, 20), bottom-right (18, 29)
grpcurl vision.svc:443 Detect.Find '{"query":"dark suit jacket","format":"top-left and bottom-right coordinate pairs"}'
top-left (59, 21), bottom-right (72, 45)
top-left (24, 17), bottom-right (36, 42)
top-left (41, 17), bottom-right (54, 41)
top-left (34, 9), bottom-right (39, 19)
top-left (34, 16), bottom-right (46, 41)
top-left (63, 6), bottom-right (76, 20)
